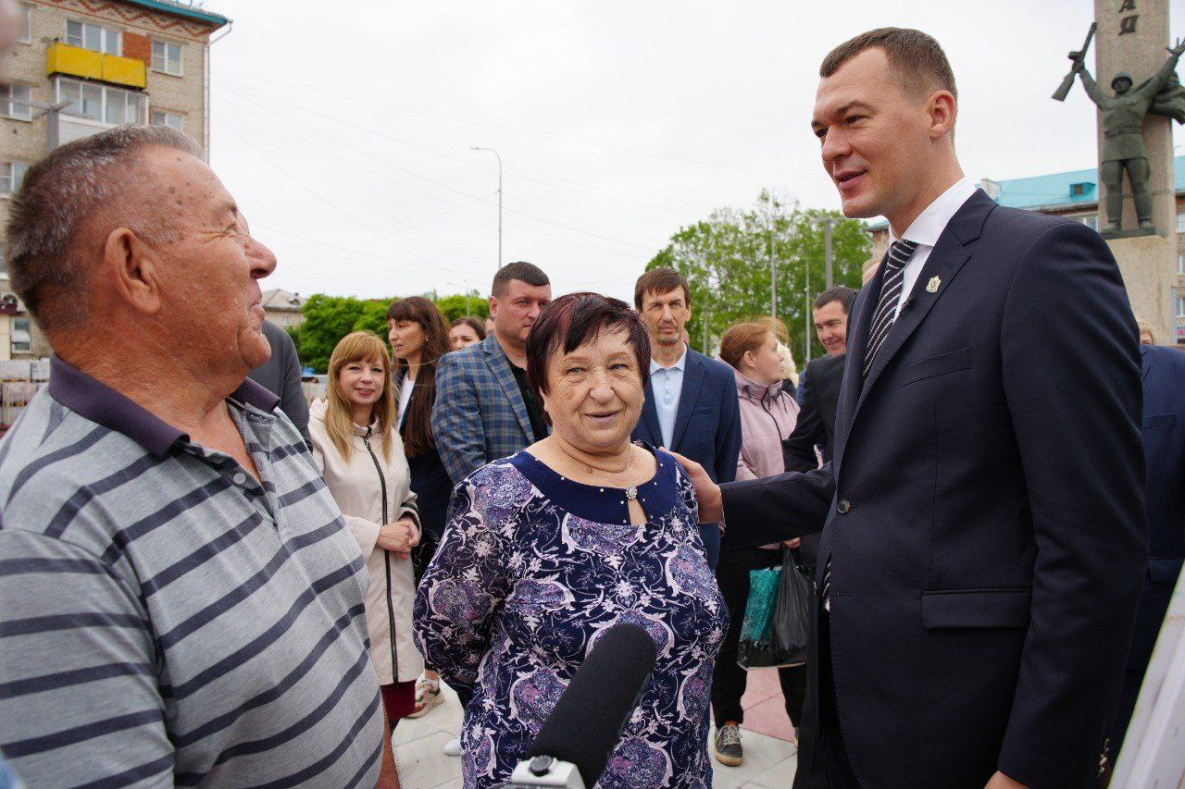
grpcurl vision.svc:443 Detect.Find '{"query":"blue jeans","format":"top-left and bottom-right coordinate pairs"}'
top-left (699, 523), bottom-right (721, 571)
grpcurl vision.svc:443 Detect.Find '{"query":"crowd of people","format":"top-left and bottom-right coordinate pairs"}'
top-left (0, 18), bottom-right (1182, 789)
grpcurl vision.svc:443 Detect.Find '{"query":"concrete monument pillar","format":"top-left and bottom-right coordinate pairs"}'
top-left (1093, 0), bottom-right (1175, 236)
top-left (1090, 0), bottom-right (1177, 342)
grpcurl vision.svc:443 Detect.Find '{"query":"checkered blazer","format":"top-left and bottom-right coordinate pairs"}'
top-left (431, 334), bottom-right (540, 483)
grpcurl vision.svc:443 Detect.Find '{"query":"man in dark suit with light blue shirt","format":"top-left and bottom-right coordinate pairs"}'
top-left (676, 28), bottom-right (1147, 789)
top-left (631, 267), bottom-right (741, 570)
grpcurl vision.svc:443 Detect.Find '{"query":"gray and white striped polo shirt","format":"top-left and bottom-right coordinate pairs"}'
top-left (0, 357), bottom-right (383, 787)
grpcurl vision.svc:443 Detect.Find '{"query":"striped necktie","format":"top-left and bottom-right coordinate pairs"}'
top-left (863, 239), bottom-right (919, 379)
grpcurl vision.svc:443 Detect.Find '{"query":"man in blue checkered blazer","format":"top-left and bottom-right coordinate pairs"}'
top-left (432, 262), bottom-right (553, 484)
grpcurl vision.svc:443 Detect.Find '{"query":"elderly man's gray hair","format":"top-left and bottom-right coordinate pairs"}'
top-left (3, 124), bottom-right (203, 331)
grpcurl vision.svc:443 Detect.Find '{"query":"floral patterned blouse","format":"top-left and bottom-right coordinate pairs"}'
top-left (413, 444), bottom-right (727, 788)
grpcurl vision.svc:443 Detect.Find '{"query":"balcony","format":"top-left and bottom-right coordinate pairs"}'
top-left (46, 43), bottom-right (146, 89)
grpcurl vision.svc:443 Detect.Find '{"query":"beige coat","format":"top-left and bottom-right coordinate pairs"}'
top-left (309, 398), bottom-right (424, 685)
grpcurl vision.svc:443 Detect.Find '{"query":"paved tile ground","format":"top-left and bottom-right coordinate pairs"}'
top-left (394, 669), bottom-right (798, 788)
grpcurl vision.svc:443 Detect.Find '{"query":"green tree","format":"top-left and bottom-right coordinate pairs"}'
top-left (292, 294), bottom-right (395, 372)
top-left (434, 291), bottom-right (489, 322)
top-left (647, 191), bottom-right (870, 364)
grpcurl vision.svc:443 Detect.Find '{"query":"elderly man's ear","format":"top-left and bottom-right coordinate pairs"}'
top-left (104, 228), bottom-right (165, 315)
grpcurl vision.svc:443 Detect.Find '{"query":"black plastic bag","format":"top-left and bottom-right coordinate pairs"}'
top-left (770, 548), bottom-right (813, 668)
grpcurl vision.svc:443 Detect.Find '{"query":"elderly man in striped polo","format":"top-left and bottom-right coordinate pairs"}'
top-left (0, 126), bottom-right (399, 787)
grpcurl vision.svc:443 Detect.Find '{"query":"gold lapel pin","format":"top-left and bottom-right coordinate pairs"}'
top-left (926, 276), bottom-right (941, 294)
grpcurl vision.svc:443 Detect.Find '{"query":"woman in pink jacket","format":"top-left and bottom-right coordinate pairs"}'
top-left (710, 322), bottom-right (805, 769)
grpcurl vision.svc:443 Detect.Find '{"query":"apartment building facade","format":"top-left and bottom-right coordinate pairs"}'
top-left (262, 288), bottom-right (306, 329)
top-left (0, 0), bottom-right (229, 360)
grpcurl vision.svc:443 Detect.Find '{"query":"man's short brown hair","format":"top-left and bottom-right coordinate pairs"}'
top-left (634, 268), bottom-right (690, 311)
top-left (491, 261), bottom-right (549, 299)
top-left (820, 27), bottom-right (956, 101)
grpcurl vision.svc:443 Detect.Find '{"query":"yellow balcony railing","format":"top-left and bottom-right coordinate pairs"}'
top-left (46, 43), bottom-right (147, 89)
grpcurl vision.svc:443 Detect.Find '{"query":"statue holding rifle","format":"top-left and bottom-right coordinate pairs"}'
top-left (1054, 29), bottom-right (1185, 233)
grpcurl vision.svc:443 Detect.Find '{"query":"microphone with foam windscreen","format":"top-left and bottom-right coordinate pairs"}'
top-left (505, 623), bottom-right (658, 788)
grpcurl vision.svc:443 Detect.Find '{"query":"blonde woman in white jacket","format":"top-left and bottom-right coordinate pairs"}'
top-left (309, 331), bottom-right (425, 730)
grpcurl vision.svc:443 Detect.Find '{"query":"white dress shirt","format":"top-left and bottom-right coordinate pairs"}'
top-left (888, 177), bottom-right (979, 319)
top-left (649, 344), bottom-right (688, 449)
top-left (397, 373), bottom-right (414, 426)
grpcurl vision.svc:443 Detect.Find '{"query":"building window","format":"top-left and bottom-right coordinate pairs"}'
top-left (18, 5), bottom-right (32, 44)
top-left (1178, 294), bottom-right (1185, 319)
top-left (151, 40), bottom-right (182, 76)
top-left (66, 20), bottom-right (120, 55)
top-left (10, 318), bottom-right (31, 354)
top-left (0, 162), bottom-right (29, 197)
top-left (1179, 250), bottom-right (1185, 276)
top-left (1178, 211), bottom-right (1185, 233)
top-left (1075, 214), bottom-right (1099, 231)
top-left (1, 84), bottom-right (32, 121)
top-left (151, 109), bottom-right (183, 131)
top-left (56, 78), bottom-right (145, 125)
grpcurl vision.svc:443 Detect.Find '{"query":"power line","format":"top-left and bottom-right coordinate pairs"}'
top-left (219, 83), bottom-right (662, 254)
top-left (216, 66), bottom-right (804, 177)
top-left (217, 74), bottom-right (723, 215)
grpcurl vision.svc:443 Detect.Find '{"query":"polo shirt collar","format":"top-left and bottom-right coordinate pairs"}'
top-left (650, 344), bottom-right (688, 375)
top-left (890, 177), bottom-right (978, 248)
top-left (48, 355), bottom-right (280, 458)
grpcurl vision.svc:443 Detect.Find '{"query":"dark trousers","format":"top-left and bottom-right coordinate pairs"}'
top-left (711, 546), bottom-right (808, 728)
top-left (816, 607), bottom-right (861, 789)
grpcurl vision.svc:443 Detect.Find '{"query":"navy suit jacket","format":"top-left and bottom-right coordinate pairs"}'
top-left (1127, 345), bottom-right (1185, 667)
top-left (1109, 343), bottom-right (1185, 754)
top-left (1138, 344), bottom-right (1185, 587)
top-left (720, 190), bottom-right (1147, 788)
top-left (632, 347), bottom-right (741, 487)
top-left (783, 352), bottom-right (845, 472)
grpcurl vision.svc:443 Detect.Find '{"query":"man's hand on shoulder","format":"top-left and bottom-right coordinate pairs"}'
top-left (669, 450), bottom-right (723, 522)
top-left (985, 771), bottom-right (1027, 789)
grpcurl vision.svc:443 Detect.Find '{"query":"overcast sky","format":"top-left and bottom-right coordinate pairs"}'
top-left (206, 0), bottom-right (1184, 305)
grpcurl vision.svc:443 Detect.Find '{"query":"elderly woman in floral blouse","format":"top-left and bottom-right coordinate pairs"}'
top-left (414, 292), bottom-right (726, 788)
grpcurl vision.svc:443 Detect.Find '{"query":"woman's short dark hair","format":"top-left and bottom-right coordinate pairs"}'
top-left (451, 316), bottom-right (486, 341)
top-left (526, 292), bottom-right (651, 399)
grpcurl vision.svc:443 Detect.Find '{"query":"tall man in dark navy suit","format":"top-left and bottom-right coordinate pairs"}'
top-left (676, 28), bottom-right (1147, 789)
top-left (632, 267), bottom-right (741, 570)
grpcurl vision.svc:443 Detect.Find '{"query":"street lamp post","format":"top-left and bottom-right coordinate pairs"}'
top-left (470, 147), bottom-right (503, 269)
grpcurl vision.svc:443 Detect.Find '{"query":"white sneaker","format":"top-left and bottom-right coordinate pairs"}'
top-left (443, 737), bottom-right (461, 757)
top-left (406, 676), bottom-right (443, 719)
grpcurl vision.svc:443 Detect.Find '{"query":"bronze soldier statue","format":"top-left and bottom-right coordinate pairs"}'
top-left (1074, 39), bottom-right (1185, 232)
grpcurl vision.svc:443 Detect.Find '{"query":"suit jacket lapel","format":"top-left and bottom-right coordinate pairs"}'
top-left (640, 380), bottom-right (662, 444)
top-left (851, 191), bottom-right (995, 426)
top-left (670, 351), bottom-right (705, 451)
top-left (1141, 345), bottom-right (1152, 382)
top-left (484, 336), bottom-right (535, 441)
